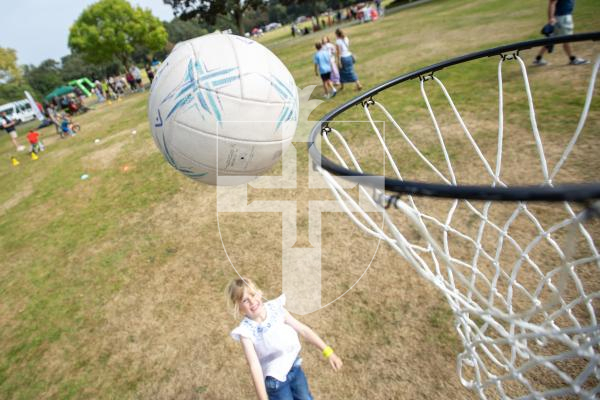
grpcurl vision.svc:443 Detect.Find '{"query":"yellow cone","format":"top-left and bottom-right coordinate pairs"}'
top-left (11, 157), bottom-right (19, 166)
top-left (108, 100), bottom-right (112, 105)
top-left (31, 152), bottom-right (38, 160)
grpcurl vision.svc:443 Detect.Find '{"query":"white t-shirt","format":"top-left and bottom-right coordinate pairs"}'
top-left (231, 294), bottom-right (301, 382)
top-left (130, 66), bottom-right (142, 80)
top-left (324, 42), bottom-right (337, 60)
top-left (336, 37), bottom-right (352, 58)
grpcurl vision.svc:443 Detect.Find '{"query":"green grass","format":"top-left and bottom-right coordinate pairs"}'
top-left (1, 0), bottom-right (599, 398)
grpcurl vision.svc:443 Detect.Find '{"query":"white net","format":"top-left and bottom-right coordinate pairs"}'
top-left (314, 54), bottom-right (600, 399)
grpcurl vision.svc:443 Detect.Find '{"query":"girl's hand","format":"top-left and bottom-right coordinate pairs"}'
top-left (329, 353), bottom-right (343, 372)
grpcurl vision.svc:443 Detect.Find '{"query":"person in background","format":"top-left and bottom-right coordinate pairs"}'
top-left (94, 80), bottom-right (106, 103)
top-left (44, 104), bottom-right (61, 135)
top-left (322, 36), bottom-right (340, 88)
top-left (1, 111), bottom-right (25, 151)
top-left (125, 70), bottom-right (136, 92)
top-left (73, 86), bottom-right (84, 103)
top-left (335, 29), bottom-right (363, 91)
top-left (67, 96), bottom-right (79, 115)
top-left (533, 0), bottom-right (589, 66)
top-left (313, 42), bottom-right (337, 99)
top-left (59, 113), bottom-right (76, 138)
top-left (375, 0), bottom-right (384, 17)
top-left (130, 65), bottom-right (143, 91)
top-left (145, 65), bottom-right (155, 84)
top-left (26, 129), bottom-right (44, 154)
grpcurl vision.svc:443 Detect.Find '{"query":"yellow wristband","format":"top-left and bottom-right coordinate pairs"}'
top-left (322, 346), bottom-right (334, 359)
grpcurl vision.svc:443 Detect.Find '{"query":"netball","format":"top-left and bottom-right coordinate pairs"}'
top-left (148, 32), bottom-right (299, 185)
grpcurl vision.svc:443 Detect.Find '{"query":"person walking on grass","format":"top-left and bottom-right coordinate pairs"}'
top-left (335, 29), bottom-right (363, 91)
top-left (533, 0), bottom-right (589, 66)
top-left (1, 111), bottom-right (25, 151)
top-left (322, 36), bottom-right (340, 87)
top-left (228, 277), bottom-right (343, 400)
top-left (313, 42), bottom-right (337, 99)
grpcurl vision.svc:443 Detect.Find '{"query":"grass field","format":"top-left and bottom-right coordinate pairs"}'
top-left (1, 0), bottom-right (599, 399)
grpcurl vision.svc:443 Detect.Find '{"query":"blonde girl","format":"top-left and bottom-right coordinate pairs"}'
top-left (227, 278), bottom-right (342, 400)
top-left (321, 36), bottom-right (340, 86)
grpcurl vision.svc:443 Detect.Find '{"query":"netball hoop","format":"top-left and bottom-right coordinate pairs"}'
top-left (308, 33), bottom-right (600, 399)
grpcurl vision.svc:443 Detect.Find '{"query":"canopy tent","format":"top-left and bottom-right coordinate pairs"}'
top-left (44, 86), bottom-right (75, 101)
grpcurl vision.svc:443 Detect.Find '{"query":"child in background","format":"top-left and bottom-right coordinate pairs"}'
top-left (227, 277), bottom-right (342, 400)
top-left (60, 114), bottom-right (76, 138)
top-left (313, 42), bottom-right (337, 99)
top-left (321, 36), bottom-right (340, 88)
top-left (26, 130), bottom-right (45, 154)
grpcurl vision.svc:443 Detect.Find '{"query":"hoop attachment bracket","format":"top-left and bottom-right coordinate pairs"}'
top-left (373, 189), bottom-right (402, 209)
top-left (500, 50), bottom-right (520, 61)
top-left (320, 123), bottom-right (331, 135)
top-left (419, 72), bottom-right (435, 82)
top-left (361, 97), bottom-right (375, 108)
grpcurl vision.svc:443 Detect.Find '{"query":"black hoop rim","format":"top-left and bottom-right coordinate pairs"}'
top-left (307, 32), bottom-right (600, 202)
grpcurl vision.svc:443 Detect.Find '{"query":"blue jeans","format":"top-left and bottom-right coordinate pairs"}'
top-left (265, 357), bottom-right (313, 400)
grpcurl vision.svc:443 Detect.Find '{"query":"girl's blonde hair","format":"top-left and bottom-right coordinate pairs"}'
top-left (226, 277), bottom-right (261, 319)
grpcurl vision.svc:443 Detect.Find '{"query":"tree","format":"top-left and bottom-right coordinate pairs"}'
top-left (278, 0), bottom-right (324, 18)
top-left (268, 3), bottom-right (288, 24)
top-left (163, 18), bottom-right (209, 44)
top-left (23, 59), bottom-right (64, 98)
top-left (60, 53), bottom-right (117, 82)
top-left (0, 81), bottom-right (37, 104)
top-left (68, 0), bottom-right (168, 66)
top-left (0, 47), bottom-right (22, 83)
top-left (163, 0), bottom-right (267, 35)
top-left (0, 47), bottom-right (37, 104)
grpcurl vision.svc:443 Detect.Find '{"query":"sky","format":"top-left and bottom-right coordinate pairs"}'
top-left (0, 0), bottom-right (175, 67)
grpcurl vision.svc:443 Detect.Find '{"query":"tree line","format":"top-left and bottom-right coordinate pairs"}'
top-left (1, 0), bottom-right (361, 104)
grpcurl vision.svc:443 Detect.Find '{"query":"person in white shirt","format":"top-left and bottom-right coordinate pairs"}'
top-left (335, 29), bottom-right (363, 91)
top-left (130, 65), bottom-right (144, 91)
top-left (228, 278), bottom-right (343, 400)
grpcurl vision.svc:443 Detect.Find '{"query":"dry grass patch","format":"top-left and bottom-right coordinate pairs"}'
top-left (82, 141), bottom-right (126, 171)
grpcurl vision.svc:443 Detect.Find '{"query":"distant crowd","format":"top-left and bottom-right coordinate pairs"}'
top-left (291, 1), bottom-right (383, 37)
top-left (2, 63), bottom-right (157, 158)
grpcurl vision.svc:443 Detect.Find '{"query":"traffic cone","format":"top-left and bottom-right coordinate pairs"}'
top-left (31, 152), bottom-right (38, 161)
top-left (11, 156), bottom-right (19, 166)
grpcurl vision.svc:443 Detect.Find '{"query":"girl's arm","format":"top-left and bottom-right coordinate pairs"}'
top-left (284, 310), bottom-right (343, 372)
top-left (240, 337), bottom-right (269, 400)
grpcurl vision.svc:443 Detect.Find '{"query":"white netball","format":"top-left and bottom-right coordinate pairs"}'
top-left (148, 32), bottom-right (299, 185)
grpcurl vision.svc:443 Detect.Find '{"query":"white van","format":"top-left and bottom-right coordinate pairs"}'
top-left (0, 100), bottom-right (36, 124)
